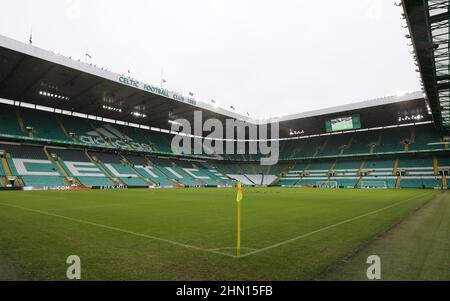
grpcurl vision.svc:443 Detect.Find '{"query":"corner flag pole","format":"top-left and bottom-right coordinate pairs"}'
top-left (236, 181), bottom-right (243, 257)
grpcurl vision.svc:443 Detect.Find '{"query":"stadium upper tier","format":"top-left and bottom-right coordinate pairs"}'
top-left (0, 103), bottom-right (448, 162)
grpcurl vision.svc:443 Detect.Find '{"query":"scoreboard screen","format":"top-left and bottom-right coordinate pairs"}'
top-left (326, 114), bottom-right (361, 132)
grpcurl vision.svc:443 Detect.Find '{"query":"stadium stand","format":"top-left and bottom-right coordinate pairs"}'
top-left (0, 106), bottom-right (449, 189)
top-left (58, 115), bottom-right (102, 144)
top-left (46, 147), bottom-right (114, 187)
top-left (1, 111), bottom-right (449, 189)
top-left (20, 107), bottom-right (70, 142)
top-left (0, 143), bottom-right (67, 186)
top-left (146, 131), bottom-right (173, 154)
top-left (319, 133), bottom-right (353, 157)
top-left (0, 35), bottom-right (449, 190)
top-left (88, 151), bottom-right (148, 187)
top-left (409, 124), bottom-right (446, 151)
top-left (397, 157), bottom-right (440, 189)
top-left (359, 159), bottom-right (396, 188)
top-left (348, 130), bottom-right (379, 154)
top-left (0, 104), bottom-right (26, 138)
top-left (118, 125), bottom-right (154, 148)
top-left (375, 126), bottom-right (411, 153)
top-left (125, 154), bottom-right (174, 187)
top-left (330, 160), bottom-right (363, 188)
top-left (438, 156), bottom-right (450, 168)
top-left (147, 157), bottom-right (201, 187)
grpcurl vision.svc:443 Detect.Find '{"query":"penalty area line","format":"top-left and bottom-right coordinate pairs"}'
top-left (238, 192), bottom-right (431, 258)
top-left (0, 202), bottom-right (237, 259)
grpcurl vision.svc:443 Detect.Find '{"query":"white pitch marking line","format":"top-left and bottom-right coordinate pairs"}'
top-left (238, 192), bottom-right (431, 258)
top-left (0, 192), bottom-right (431, 260)
top-left (207, 247), bottom-right (258, 252)
top-left (0, 202), bottom-right (237, 259)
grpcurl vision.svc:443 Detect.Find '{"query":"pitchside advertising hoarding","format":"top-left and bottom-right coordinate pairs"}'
top-left (325, 114), bottom-right (361, 132)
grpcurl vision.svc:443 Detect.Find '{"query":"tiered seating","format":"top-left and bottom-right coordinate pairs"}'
top-left (211, 161), bottom-right (256, 185)
top-left (276, 177), bottom-right (300, 186)
top-left (375, 127), bottom-right (411, 153)
top-left (438, 156), bottom-right (450, 168)
top-left (0, 160), bottom-right (9, 186)
top-left (262, 175), bottom-right (277, 185)
top-left (20, 108), bottom-right (70, 142)
top-left (297, 136), bottom-right (327, 158)
top-left (0, 161), bottom-right (5, 176)
top-left (360, 159), bottom-right (396, 188)
top-left (364, 159), bottom-right (394, 169)
top-left (196, 164), bottom-right (233, 186)
top-left (254, 163), bottom-right (289, 185)
top-left (279, 139), bottom-right (303, 160)
top-left (398, 157), bottom-right (440, 188)
top-left (209, 161), bottom-right (281, 186)
top-left (329, 160), bottom-right (362, 187)
top-left (59, 115), bottom-right (101, 143)
top-left (226, 174), bottom-right (254, 186)
top-left (125, 155), bottom-right (174, 186)
top-left (409, 124), bottom-right (445, 151)
top-left (149, 157), bottom-right (200, 186)
top-left (118, 125), bottom-right (152, 147)
top-left (199, 163), bottom-right (234, 186)
top-left (2, 103), bottom-right (448, 161)
top-left (2, 101), bottom-right (450, 190)
top-left (276, 162), bottom-right (305, 186)
top-left (49, 148), bottom-right (85, 160)
top-left (89, 151), bottom-right (147, 187)
top-left (21, 175), bottom-right (66, 186)
top-left (172, 159), bottom-right (220, 186)
top-left (245, 175), bottom-right (263, 185)
top-left (0, 143), bottom-right (67, 186)
top-left (53, 148), bottom-right (112, 186)
top-left (296, 161), bottom-right (333, 186)
top-left (239, 164), bottom-right (259, 175)
top-left (334, 160), bottom-right (361, 170)
top-left (0, 104), bottom-right (24, 137)
top-left (347, 130), bottom-right (379, 154)
top-left (146, 131), bottom-right (173, 153)
top-left (320, 133), bottom-right (353, 157)
top-left (266, 163), bottom-right (289, 176)
top-left (212, 161), bottom-right (241, 175)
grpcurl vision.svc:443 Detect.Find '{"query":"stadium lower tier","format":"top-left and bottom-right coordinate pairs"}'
top-left (1, 142), bottom-right (450, 189)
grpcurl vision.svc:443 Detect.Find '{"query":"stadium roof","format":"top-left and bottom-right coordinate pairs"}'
top-left (402, 0), bottom-right (450, 130)
top-left (0, 34), bottom-right (252, 129)
top-left (0, 34), bottom-right (433, 137)
top-left (276, 92), bottom-right (424, 122)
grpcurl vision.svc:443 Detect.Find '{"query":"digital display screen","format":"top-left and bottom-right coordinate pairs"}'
top-left (326, 114), bottom-right (361, 132)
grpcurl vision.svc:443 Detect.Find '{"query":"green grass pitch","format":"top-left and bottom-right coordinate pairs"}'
top-left (0, 188), bottom-right (441, 280)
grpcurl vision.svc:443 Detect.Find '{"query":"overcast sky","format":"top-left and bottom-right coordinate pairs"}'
top-left (0, 0), bottom-right (419, 119)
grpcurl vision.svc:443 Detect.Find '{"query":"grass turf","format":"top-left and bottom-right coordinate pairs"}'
top-left (0, 187), bottom-right (440, 280)
top-left (320, 191), bottom-right (450, 280)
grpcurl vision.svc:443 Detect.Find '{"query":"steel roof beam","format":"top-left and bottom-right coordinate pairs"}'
top-left (429, 11), bottom-right (449, 24)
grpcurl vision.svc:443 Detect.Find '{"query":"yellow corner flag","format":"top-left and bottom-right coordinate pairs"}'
top-left (236, 181), bottom-right (243, 203)
top-left (236, 181), bottom-right (243, 257)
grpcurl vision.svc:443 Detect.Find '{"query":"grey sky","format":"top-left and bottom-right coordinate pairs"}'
top-left (1, 0), bottom-right (418, 119)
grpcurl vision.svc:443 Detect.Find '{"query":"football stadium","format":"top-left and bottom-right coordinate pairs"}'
top-left (0, 0), bottom-right (450, 283)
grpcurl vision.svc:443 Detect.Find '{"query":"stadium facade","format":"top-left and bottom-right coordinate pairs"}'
top-left (0, 29), bottom-right (449, 191)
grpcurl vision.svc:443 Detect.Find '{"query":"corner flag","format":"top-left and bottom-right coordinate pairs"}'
top-left (236, 181), bottom-right (243, 257)
top-left (236, 181), bottom-right (243, 203)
